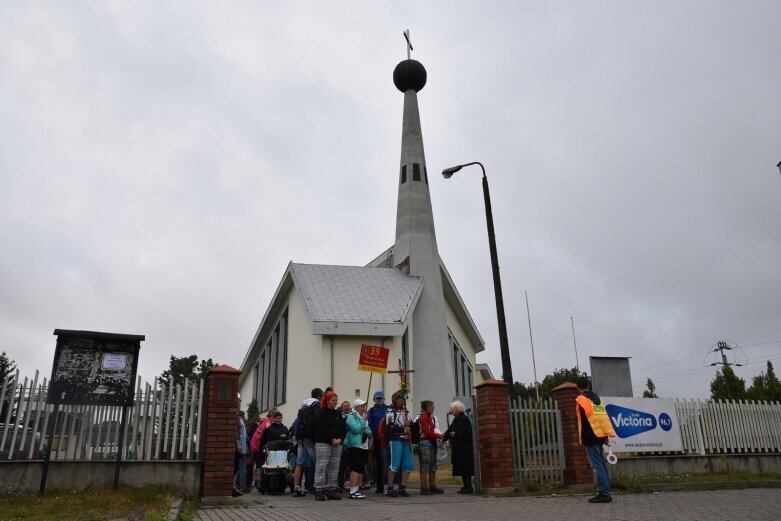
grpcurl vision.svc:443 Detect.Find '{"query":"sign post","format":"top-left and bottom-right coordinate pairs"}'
top-left (357, 344), bottom-right (390, 403)
top-left (40, 329), bottom-right (144, 495)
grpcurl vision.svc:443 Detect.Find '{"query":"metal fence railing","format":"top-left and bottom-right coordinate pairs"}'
top-left (509, 397), bottom-right (564, 486)
top-left (0, 370), bottom-right (203, 461)
top-left (675, 398), bottom-right (781, 455)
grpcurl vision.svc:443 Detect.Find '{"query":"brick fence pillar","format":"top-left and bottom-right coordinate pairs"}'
top-left (200, 365), bottom-right (241, 498)
top-left (474, 379), bottom-right (515, 493)
top-left (551, 382), bottom-right (592, 485)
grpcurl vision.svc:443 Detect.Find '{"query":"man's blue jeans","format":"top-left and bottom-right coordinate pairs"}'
top-left (585, 444), bottom-right (611, 496)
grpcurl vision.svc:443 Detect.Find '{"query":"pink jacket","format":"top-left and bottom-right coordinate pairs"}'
top-left (251, 417), bottom-right (271, 454)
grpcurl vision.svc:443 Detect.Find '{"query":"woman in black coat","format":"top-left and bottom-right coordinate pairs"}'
top-left (444, 400), bottom-right (474, 494)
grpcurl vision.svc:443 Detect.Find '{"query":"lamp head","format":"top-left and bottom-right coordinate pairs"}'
top-left (442, 165), bottom-right (462, 179)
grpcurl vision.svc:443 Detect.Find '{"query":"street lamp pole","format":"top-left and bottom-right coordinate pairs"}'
top-left (442, 162), bottom-right (514, 386)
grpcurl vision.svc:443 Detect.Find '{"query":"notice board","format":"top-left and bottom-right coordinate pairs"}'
top-left (48, 329), bottom-right (144, 407)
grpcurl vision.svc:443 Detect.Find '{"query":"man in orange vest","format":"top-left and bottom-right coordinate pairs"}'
top-left (575, 376), bottom-right (616, 503)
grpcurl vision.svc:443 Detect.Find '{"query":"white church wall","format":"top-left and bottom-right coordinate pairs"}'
top-left (277, 286), bottom-right (323, 420)
top-left (321, 335), bottom-right (401, 406)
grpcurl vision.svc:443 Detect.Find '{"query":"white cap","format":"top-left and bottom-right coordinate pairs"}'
top-left (353, 398), bottom-right (367, 407)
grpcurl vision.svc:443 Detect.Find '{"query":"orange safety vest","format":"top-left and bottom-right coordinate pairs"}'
top-left (575, 395), bottom-right (616, 445)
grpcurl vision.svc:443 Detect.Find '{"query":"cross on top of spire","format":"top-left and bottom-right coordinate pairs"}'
top-left (403, 29), bottom-right (413, 60)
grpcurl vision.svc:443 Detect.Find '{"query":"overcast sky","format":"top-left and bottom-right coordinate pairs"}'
top-left (1, 1), bottom-right (780, 399)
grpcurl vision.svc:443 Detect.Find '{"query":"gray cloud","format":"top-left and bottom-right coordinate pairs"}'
top-left (1, 1), bottom-right (779, 398)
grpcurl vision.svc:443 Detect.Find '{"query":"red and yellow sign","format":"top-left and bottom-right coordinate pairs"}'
top-left (358, 344), bottom-right (390, 374)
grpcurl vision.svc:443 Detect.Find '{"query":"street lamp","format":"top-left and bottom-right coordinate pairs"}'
top-left (442, 162), bottom-right (514, 386)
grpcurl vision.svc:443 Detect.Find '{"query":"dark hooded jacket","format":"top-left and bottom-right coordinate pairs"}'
top-left (577, 390), bottom-right (607, 446)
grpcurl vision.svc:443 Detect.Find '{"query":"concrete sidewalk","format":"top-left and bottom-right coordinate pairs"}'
top-left (193, 485), bottom-right (781, 521)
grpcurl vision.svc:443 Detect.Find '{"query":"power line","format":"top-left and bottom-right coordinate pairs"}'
top-left (634, 339), bottom-right (781, 378)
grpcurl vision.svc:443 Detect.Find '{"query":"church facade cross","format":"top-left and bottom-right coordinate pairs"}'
top-left (403, 29), bottom-right (413, 60)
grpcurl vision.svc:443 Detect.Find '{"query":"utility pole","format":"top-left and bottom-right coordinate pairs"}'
top-left (711, 340), bottom-right (742, 368)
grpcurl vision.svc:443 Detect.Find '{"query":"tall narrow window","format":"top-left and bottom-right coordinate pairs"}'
top-left (402, 328), bottom-right (409, 383)
top-left (255, 307), bottom-right (290, 411)
top-left (450, 331), bottom-right (473, 396)
top-left (424, 166), bottom-right (428, 184)
top-left (401, 165), bottom-right (407, 184)
top-left (412, 163), bottom-right (421, 181)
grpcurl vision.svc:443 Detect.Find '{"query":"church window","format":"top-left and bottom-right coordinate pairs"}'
top-left (450, 332), bottom-right (473, 397)
top-left (401, 165), bottom-right (407, 184)
top-left (413, 163), bottom-right (421, 181)
top-left (424, 166), bottom-right (428, 184)
top-left (401, 328), bottom-right (409, 381)
top-left (255, 308), bottom-right (289, 410)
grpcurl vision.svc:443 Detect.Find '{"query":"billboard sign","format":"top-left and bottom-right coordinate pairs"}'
top-left (49, 329), bottom-right (143, 407)
top-left (603, 397), bottom-right (683, 452)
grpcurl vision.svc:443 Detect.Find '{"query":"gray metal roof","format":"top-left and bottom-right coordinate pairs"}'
top-left (290, 263), bottom-right (423, 336)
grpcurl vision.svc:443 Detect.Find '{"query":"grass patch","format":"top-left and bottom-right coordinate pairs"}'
top-left (612, 471), bottom-right (781, 493)
top-left (0, 485), bottom-right (179, 521)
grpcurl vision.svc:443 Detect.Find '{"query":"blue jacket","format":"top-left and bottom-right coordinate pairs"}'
top-left (367, 403), bottom-right (388, 435)
top-left (344, 410), bottom-right (372, 449)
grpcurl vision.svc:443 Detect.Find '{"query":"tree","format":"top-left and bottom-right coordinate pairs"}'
top-left (246, 398), bottom-right (260, 424)
top-left (0, 351), bottom-right (16, 382)
top-left (158, 355), bottom-right (216, 389)
top-left (511, 367), bottom-right (586, 403)
top-left (709, 365), bottom-right (747, 401)
top-left (747, 361), bottom-right (781, 402)
top-left (642, 377), bottom-right (659, 398)
top-left (1, 351), bottom-right (17, 421)
top-left (538, 367), bottom-right (585, 400)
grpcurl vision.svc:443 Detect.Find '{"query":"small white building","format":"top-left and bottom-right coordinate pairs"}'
top-left (238, 52), bottom-right (488, 421)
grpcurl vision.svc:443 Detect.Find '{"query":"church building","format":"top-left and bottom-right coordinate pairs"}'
top-left (238, 45), bottom-right (491, 421)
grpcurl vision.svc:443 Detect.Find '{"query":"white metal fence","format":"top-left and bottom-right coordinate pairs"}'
top-left (675, 398), bottom-right (781, 455)
top-left (507, 396), bottom-right (781, 486)
top-left (0, 370), bottom-right (204, 461)
top-left (509, 397), bottom-right (564, 485)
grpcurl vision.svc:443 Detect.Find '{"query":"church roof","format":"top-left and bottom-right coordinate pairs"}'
top-left (291, 263), bottom-right (423, 336)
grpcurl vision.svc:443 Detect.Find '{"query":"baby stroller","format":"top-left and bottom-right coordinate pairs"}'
top-left (258, 439), bottom-right (294, 495)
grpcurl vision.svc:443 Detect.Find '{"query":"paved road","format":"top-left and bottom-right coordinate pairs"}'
top-left (193, 486), bottom-right (781, 521)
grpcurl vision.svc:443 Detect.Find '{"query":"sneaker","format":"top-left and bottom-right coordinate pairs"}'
top-left (460, 487), bottom-right (474, 495)
top-left (348, 491), bottom-right (366, 499)
top-left (231, 489), bottom-right (243, 497)
top-left (315, 491), bottom-right (326, 501)
top-left (420, 487), bottom-right (432, 495)
top-left (398, 486), bottom-right (410, 497)
top-left (429, 485), bottom-right (445, 494)
top-left (326, 491), bottom-right (342, 500)
top-left (388, 489), bottom-right (399, 498)
top-left (588, 494), bottom-right (612, 503)
top-left (292, 489), bottom-right (306, 497)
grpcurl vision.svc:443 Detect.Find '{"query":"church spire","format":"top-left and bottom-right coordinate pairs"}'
top-left (392, 34), bottom-right (437, 273)
top-left (390, 33), bottom-right (456, 418)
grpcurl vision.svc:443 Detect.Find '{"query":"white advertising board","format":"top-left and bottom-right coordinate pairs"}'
top-left (602, 397), bottom-right (683, 452)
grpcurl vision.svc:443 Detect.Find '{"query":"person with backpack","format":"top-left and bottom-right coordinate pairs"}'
top-left (385, 391), bottom-right (413, 497)
top-left (292, 388), bottom-right (323, 497)
top-left (416, 400), bottom-right (445, 495)
top-left (366, 390), bottom-right (388, 494)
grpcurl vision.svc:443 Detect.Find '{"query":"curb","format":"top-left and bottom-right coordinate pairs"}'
top-left (166, 498), bottom-right (183, 521)
top-left (638, 480), bottom-right (781, 492)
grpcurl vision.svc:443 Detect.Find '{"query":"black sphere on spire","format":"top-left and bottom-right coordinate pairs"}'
top-left (393, 59), bottom-right (427, 93)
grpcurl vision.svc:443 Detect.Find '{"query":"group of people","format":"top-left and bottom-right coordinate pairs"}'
top-left (234, 376), bottom-right (616, 503)
top-left (234, 386), bottom-right (475, 500)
